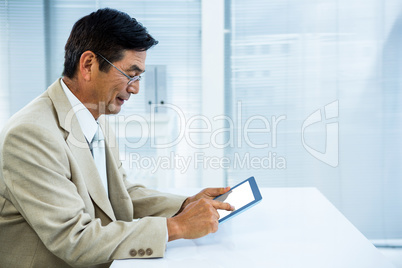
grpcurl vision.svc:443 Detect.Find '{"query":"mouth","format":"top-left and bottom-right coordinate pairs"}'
top-left (117, 97), bottom-right (127, 105)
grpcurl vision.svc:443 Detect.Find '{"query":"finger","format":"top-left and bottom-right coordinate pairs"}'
top-left (211, 200), bottom-right (235, 211)
top-left (210, 205), bottom-right (221, 219)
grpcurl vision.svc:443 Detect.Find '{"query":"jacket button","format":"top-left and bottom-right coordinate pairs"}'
top-left (146, 248), bottom-right (153, 256)
top-left (129, 249), bottom-right (137, 257)
top-left (138, 249), bottom-right (145, 256)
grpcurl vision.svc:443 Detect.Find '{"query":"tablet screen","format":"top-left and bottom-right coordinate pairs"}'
top-left (215, 180), bottom-right (255, 219)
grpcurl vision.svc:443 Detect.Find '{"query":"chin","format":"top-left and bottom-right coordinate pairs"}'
top-left (107, 104), bottom-right (122, 114)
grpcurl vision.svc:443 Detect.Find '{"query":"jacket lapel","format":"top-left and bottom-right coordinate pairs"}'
top-left (47, 79), bottom-right (116, 221)
top-left (99, 119), bottom-right (134, 221)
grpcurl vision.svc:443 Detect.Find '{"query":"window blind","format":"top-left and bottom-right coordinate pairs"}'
top-left (0, 0), bottom-right (46, 122)
top-left (225, 0), bottom-right (402, 240)
top-left (1, 0), bottom-right (202, 187)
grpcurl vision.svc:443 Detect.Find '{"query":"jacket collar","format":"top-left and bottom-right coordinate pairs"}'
top-left (47, 79), bottom-right (116, 221)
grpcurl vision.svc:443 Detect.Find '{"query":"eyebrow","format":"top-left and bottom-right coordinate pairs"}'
top-left (128, 65), bottom-right (145, 73)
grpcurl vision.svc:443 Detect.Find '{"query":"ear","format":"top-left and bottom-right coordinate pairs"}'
top-left (79, 51), bottom-right (97, 81)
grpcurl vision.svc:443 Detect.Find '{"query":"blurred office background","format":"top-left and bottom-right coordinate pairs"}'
top-left (1, 0), bottom-right (402, 258)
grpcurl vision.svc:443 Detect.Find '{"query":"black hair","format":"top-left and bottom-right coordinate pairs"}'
top-left (62, 8), bottom-right (158, 78)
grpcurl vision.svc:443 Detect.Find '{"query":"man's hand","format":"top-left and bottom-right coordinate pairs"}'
top-left (167, 197), bottom-right (234, 241)
top-left (178, 187), bottom-right (232, 213)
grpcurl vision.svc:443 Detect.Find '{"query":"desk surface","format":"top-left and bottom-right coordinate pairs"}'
top-left (112, 188), bottom-right (394, 268)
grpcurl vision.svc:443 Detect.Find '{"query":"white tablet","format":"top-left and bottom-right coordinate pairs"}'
top-left (214, 176), bottom-right (262, 223)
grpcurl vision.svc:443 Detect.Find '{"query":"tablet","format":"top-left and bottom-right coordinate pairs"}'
top-left (214, 176), bottom-right (262, 223)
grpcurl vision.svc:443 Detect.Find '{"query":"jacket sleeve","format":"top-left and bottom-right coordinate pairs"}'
top-left (124, 179), bottom-right (188, 219)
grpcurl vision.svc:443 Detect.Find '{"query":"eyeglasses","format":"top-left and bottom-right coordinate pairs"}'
top-left (96, 53), bottom-right (142, 85)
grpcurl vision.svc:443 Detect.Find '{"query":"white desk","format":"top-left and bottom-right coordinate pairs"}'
top-left (112, 188), bottom-right (395, 268)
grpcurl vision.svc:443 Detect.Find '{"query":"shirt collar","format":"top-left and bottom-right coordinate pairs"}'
top-left (60, 78), bottom-right (98, 142)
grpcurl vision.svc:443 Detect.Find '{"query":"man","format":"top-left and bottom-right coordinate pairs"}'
top-left (0, 8), bottom-right (233, 268)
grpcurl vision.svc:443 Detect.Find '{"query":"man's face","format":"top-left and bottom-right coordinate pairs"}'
top-left (91, 50), bottom-right (146, 116)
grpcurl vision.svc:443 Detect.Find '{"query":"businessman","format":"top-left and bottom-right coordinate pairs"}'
top-left (0, 8), bottom-right (233, 268)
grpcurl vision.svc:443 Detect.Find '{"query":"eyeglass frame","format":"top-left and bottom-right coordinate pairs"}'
top-left (96, 53), bottom-right (142, 85)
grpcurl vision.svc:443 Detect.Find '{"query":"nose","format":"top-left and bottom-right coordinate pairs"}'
top-left (127, 82), bottom-right (139, 94)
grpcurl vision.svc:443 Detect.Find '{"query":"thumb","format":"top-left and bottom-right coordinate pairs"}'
top-left (206, 187), bottom-right (231, 198)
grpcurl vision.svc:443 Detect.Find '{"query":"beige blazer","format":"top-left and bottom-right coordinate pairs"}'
top-left (0, 79), bottom-right (186, 268)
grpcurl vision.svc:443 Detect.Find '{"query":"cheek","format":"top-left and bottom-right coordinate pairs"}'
top-left (107, 86), bottom-right (122, 100)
